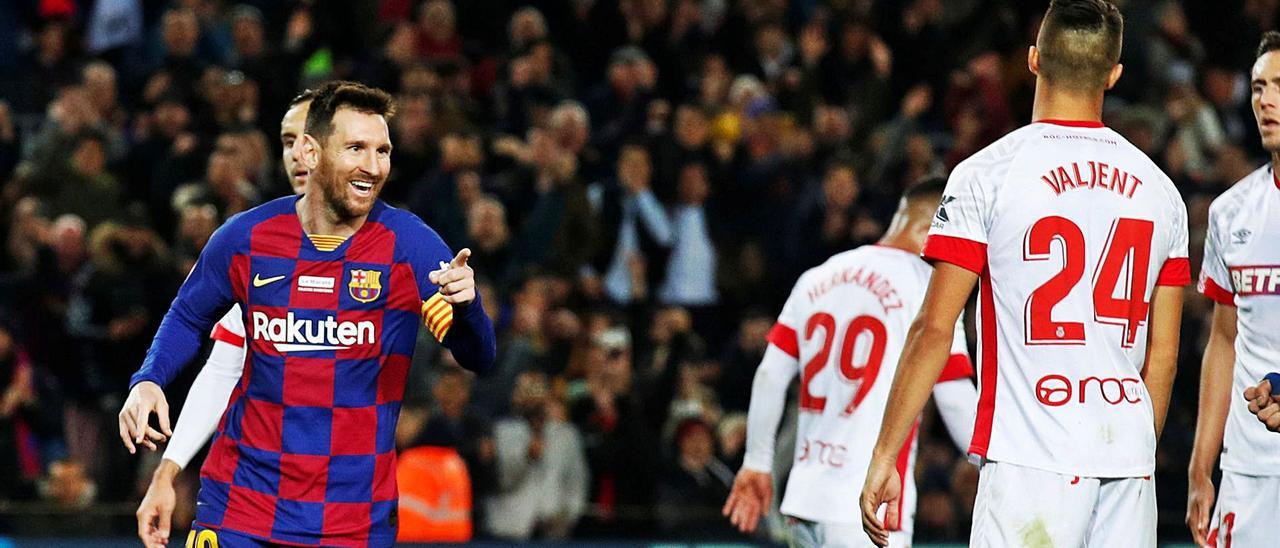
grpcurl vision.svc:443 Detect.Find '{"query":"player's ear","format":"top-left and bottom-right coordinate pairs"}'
top-left (299, 134), bottom-right (320, 171)
top-left (1105, 63), bottom-right (1124, 90)
top-left (1028, 45), bottom-right (1040, 76)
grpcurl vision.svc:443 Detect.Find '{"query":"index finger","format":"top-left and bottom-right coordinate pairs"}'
top-left (450, 248), bottom-right (471, 269)
top-left (119, 414), bottom-right (137, 454)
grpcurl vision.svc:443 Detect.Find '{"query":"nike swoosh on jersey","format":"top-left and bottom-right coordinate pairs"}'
top-left (253, 274), bottom-right (287, 287)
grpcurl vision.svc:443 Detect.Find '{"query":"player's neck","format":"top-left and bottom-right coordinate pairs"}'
top-left (1271, 151), bottom-right (1280, 176)
top-left (296, 194), bottom-right (366, 237)
top-left (1031, 81), bottom-right (1105, 125)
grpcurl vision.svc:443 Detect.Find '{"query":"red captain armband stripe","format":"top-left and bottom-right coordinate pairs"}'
top-left (1156, 257), bottom-right (1191, 287)
top-left (766, 323), bottom-right (799, 358)
top-left (210, 323), bottom-right (246, 347)
top-left (937, 354), bottom-right (975, 383)
top-left (922, 235), bottom-right (988, 274)
top-left (1200, 276), bottom-right (1236, 306)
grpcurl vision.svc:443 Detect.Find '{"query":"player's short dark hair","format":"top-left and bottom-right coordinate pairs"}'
top-left (1037, 0), bottom-right (1124, 91)
top-left (904, 175), bottom-right (947, 203)
top-left (289, 88), bottom-right (317, 107)
top-left (304, 81), bottom-right (396, 144)
top-left (1258, 31), bottom-right (1280, 59)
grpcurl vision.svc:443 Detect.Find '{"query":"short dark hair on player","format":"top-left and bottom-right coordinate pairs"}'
top-left (1037, 0), bottom-right (1124, 91)
top-left (1258, 31), bottom-right (1280, 59)
top-left (289, 88), bottom-right (317, 107)
top-left (904, 175), bottom-right (947, 203)
top-left (304, 81), bottom-right (396, 144)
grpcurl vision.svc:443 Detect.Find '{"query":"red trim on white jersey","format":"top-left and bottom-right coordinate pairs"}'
top-left (1035, 119), bottom-right (1106, 128)
top-left (922, 235), bottom-right (988, 274)
top-left (889, 422), bottom-right (920, 532)
top-left (1273, 171), bottom-right (1280, 190)
top-left (1156, 257), bottom-right (1192, 286)
top-left (938, 353), bottom-right (975, 383)
top-left (970, 266), bottom-right (998, 457)
top-left (210, 323), bottom-right (245, 347)
top-left (766, 323), bottom-right (799, 358)
top-left (1200, 277), bottom-right (1236, 307)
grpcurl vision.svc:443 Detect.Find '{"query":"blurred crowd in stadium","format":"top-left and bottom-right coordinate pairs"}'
top-left (0, 0), bottom-right (1272, 542)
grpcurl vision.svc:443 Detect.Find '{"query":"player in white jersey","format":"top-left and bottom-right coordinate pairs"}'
top-left (860, 1), bottom-right (1189, 547)
top-left (1189, 32), bottom-right (1280, 548)
top-left (722, 178), bottom-right (979, 547)
top-left (120, 91), bottom-right (314, 547)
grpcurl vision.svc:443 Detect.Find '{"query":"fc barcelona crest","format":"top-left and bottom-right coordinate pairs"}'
top-left (349, 269), bottom-right (383, 303)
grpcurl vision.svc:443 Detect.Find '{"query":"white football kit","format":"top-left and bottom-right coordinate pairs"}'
top-left (161, 306), bottom-right (247, 468)
top-left (1199, 165), bottom-right (1280, 548)
top-left (743, 244), bottom-right (979, 547)
top-left (922, 120), bottom-right (1190, 547)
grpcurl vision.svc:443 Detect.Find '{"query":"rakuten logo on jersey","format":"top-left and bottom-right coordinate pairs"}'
top-left (1229, 265), bottom-right (1280, 296)
top-left (251, 311), bottom-right (376, 352)
top-left (1035, 374), bottom-right (1145, 407)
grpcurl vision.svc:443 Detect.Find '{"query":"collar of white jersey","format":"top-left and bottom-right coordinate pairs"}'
top-left (1034, 119), bottom-right (1105, 128)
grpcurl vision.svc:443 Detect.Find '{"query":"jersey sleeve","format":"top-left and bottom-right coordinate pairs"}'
top-left (163, 306), bottom-right (247, 469)
top-left (210, 304), bottom-right (245, 346)
top-left (129, 221), bottom-right (239, 389)
top-left (1156, 193), bottom-right (1192, 287)
top-left (922, 161), bottom-right (993, 274)
top-left (764, 287), bottom-right (802, 359)
top-left (1198, 202), bottom-right (1235, 305)
top-left (403, 216), bottom-right (496, 375)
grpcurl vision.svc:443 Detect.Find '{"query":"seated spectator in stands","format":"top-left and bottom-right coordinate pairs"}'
top-left (655, 417), bottom-right (736, 539)
top-left (486, 371), bottom-right (588, 541)
top-left (569, 327), bottom-right (660, 536)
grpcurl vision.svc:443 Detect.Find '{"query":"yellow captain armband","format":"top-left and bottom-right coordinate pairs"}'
top-left (422, 292), bottom-right (455, 342)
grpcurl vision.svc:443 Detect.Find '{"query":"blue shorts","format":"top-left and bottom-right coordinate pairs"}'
top-left (186, 525), bottom-right (273, 548)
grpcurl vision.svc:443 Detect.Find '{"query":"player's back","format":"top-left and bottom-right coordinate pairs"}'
top-left (925, 121), bottom-right (1190, 477)
top-left (772, 245), bottom-right (935, 524)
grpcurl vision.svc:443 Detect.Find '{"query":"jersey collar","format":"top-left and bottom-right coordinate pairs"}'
top-left (1035, 119), bottom-right (1105, 128)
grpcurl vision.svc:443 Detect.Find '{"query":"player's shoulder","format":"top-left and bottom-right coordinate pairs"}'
top-left (1209, 164), bottom-right (1270, 220)
top-left (1103, 127), bottom-right (1183, 201)
top-left (205, 196), bottom-right (299, 254)
top-left (953, 124), bottom-right (1043, 175)
top-left (369, 200), bottom-right (451, 257)
top-left (803, 245), bottom-right (926, 283)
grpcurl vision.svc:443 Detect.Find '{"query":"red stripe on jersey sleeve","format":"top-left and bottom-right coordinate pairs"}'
top-left (922, 235), bottom-right (988, 274)
top-left (1200, 276), bottom-right (1236, 306)
top-left (766, 323), bottom-right (799, 358)
top-left (937, 354), bottom-right (975, 383)
top-left (1156, 257), bottom-right (1191, 286)
top-left (210, 323), bottom-right (246, 347)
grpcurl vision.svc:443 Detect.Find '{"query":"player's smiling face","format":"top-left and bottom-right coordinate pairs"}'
top-left (315, 107), bottom-right (392, 219)
top-left (1252, 51), bottom-right (1280, 152)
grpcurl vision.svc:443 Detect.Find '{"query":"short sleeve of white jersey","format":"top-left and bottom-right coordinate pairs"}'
top-left (766, 287), bottom-right (802, 359)
top-left (1156, 193), bottom-right (1192, 287)
top-left (211, 304), bottom-right (245, 342)
top-left (1199, 199), bottom-right (1236, 304)
top-left (924, 159), bottom-right (997, 274)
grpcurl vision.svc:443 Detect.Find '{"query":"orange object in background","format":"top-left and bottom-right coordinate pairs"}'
top-left (396, 446), bottom-right (473, 543)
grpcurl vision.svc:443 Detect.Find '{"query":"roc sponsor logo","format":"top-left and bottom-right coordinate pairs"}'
top-left (349, 269), bottom-right (383, 303)
top-left (251, 311), bottom-right (376, 352)
top-left (1229, 265), bottom-right (1280, 296)
top-left (1036, 374), bottom-right (1145, 406)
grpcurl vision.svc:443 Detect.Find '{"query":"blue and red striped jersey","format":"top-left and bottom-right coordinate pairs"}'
top-left (130, 196), bottom-right (495, 547)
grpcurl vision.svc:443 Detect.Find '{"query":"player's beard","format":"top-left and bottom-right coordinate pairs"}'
top-left (314, 152), bottom-right (373, 221)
